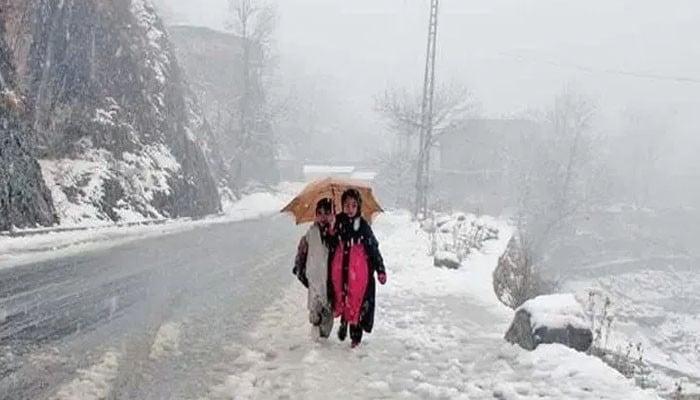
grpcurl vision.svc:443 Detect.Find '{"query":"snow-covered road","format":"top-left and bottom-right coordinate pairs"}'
top-left (202, 212), bottom-right (660, 400)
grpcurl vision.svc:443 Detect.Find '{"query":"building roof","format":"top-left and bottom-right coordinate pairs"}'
top-left (303, 165), bottom-right (355, 175)
top-left (351, 171), bottom-right (378, 181)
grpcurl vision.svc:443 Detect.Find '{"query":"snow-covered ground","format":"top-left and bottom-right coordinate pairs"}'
top-left (565, 271), bottom-right (700, 396)
top-left (202, 212), bottom-right (659, 400)
top-left (0, 183), bottom-right (302, 270)
top-left (50, 351), bottom-right (121, 400)
top-left (548, 209), bottom-right (700, 397)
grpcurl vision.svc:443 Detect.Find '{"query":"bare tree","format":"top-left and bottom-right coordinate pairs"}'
top-left (514, 87), bottom-right (599, 259)
top-left (374, 83), bottom-right (478, 209)
top-left (550, 88), bottom-right (596, 210)
top-left (376, 83), bottom-right (478, 151)
top-left (227, 0), bottom-right (277, 188)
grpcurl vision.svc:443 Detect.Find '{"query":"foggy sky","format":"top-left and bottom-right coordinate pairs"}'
top-left (161, 0), bottom-right (700, 159)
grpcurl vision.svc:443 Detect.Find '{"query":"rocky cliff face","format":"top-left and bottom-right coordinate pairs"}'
top-left (1, 0), bottom-right (221, 225)
top-left (169, 25), bottom-right (278, 189)
top-left (0, 9), bottom-right (57, 231)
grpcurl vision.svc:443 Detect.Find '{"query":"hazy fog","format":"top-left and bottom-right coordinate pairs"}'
top-left (156, 0), bottom-right (700, 175)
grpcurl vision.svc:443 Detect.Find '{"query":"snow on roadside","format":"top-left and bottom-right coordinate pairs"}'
top-left (50, 350), bottom-right (120, 400)
top-left (38, 143), bottom-right (185, 227)
top-left (565, 271), bottom-right (700, 396)
top-left (0, 183), bottom-right (300, 270)
top-left (221, 181), bottom-right (304, 219)
top-left (203, 211), bottom-right (658, 400)
top-left (149, 321), bottom-right (182, 360)
top-left (222, 192), bottom-right (287, 219)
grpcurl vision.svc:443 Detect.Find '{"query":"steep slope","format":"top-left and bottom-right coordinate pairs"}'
top-left (1, 0), bottom-right (221, 225)
top-left (169, 25), bottom-right (278, 188)
top-left (0, 10), bottom-right (57, 231)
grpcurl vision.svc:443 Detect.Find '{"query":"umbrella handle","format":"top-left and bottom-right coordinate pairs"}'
top-left (331, 188), bottom-right (336, 215)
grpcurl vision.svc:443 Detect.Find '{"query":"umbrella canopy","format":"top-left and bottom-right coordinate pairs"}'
top-left (281, 177), bottom-right (383, 224)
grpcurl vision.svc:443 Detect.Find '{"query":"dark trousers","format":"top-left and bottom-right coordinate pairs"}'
top-left (350, 323), bottom-right (363, 343)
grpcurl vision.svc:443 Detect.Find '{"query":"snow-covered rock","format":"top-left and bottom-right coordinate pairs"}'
top-left (434, 250), bottom-right (461, 269)
top-left (506, 293), bottom-right (593, 352)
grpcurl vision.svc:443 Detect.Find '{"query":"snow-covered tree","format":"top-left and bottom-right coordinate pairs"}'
top-left (227, 0), bottom-right (278, 188)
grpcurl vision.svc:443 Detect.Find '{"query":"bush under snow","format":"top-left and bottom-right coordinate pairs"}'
top-left (428, 212), bottom-right (500, 269)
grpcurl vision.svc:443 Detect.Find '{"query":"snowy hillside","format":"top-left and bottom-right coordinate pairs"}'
top-left (169, 25), bottom-right (279, 186)
top-left (1, 0), bottom-right (222, 228)
top-left (543, 208), bottom-right (700, 396)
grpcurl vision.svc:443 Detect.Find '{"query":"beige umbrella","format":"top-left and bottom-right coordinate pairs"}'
top-left (281, 177), bottom-right (383, 224)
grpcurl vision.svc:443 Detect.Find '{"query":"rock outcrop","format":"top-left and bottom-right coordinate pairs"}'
top-left (505, 293), bottom-right (593, 352)
top-left (434, 250), bottom-right (461, 269)
top-left (169, 25), bottom-right (277, 187)
top-left (1, 0), bottom-right (221, 225)
top-left (493, 233), bottom-right (536, 309)
top-left (0, 11), bottom-right (57, 230)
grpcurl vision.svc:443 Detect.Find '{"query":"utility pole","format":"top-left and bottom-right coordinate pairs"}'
top-left (414, 0), bottom-right (439, 218)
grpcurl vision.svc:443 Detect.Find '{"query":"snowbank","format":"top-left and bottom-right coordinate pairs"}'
top-left (149, 321), bottom-right (182, 360)
top-left (38, 143), bottom-right (184, 226)
top-left (566, 273), bottom-right (700, 395)
top-left (50, 350), bottom-right (120, 400)
top-left (223, 192), bottom-right (286, 219)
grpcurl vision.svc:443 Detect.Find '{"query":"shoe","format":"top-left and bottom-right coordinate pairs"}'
top-left (309, 311), bottom-right (321, 326)
top-left (337, 320), bottom-right (348, 342)
top-left (351, 340), bottom-right (360, 348)
top-left (319, 326), bottom-right (330, 338)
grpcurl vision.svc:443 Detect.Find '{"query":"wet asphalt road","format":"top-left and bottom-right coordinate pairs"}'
top-left (0, 216), bottom-right (299, 400)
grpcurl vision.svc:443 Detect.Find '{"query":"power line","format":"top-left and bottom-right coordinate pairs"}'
top-left (502, 53), bottom-right (700, 85)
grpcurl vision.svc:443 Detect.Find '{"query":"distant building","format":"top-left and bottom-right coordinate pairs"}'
top-left (303, 165), bottom-right (355, 181)
top-left (433, 119), bottom-right (541, 213)
top-left (299, 164), bottom-right (378, 183)
top-left (350, 171), bottom-right (378, 182)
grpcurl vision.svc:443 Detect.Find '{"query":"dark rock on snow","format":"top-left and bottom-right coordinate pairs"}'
top-left (493, 233), bottom-right (532, 309)
top-left (505, 294), bottom-right (593, 352)
top-left (434, 250), bottom-right (461, 269)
